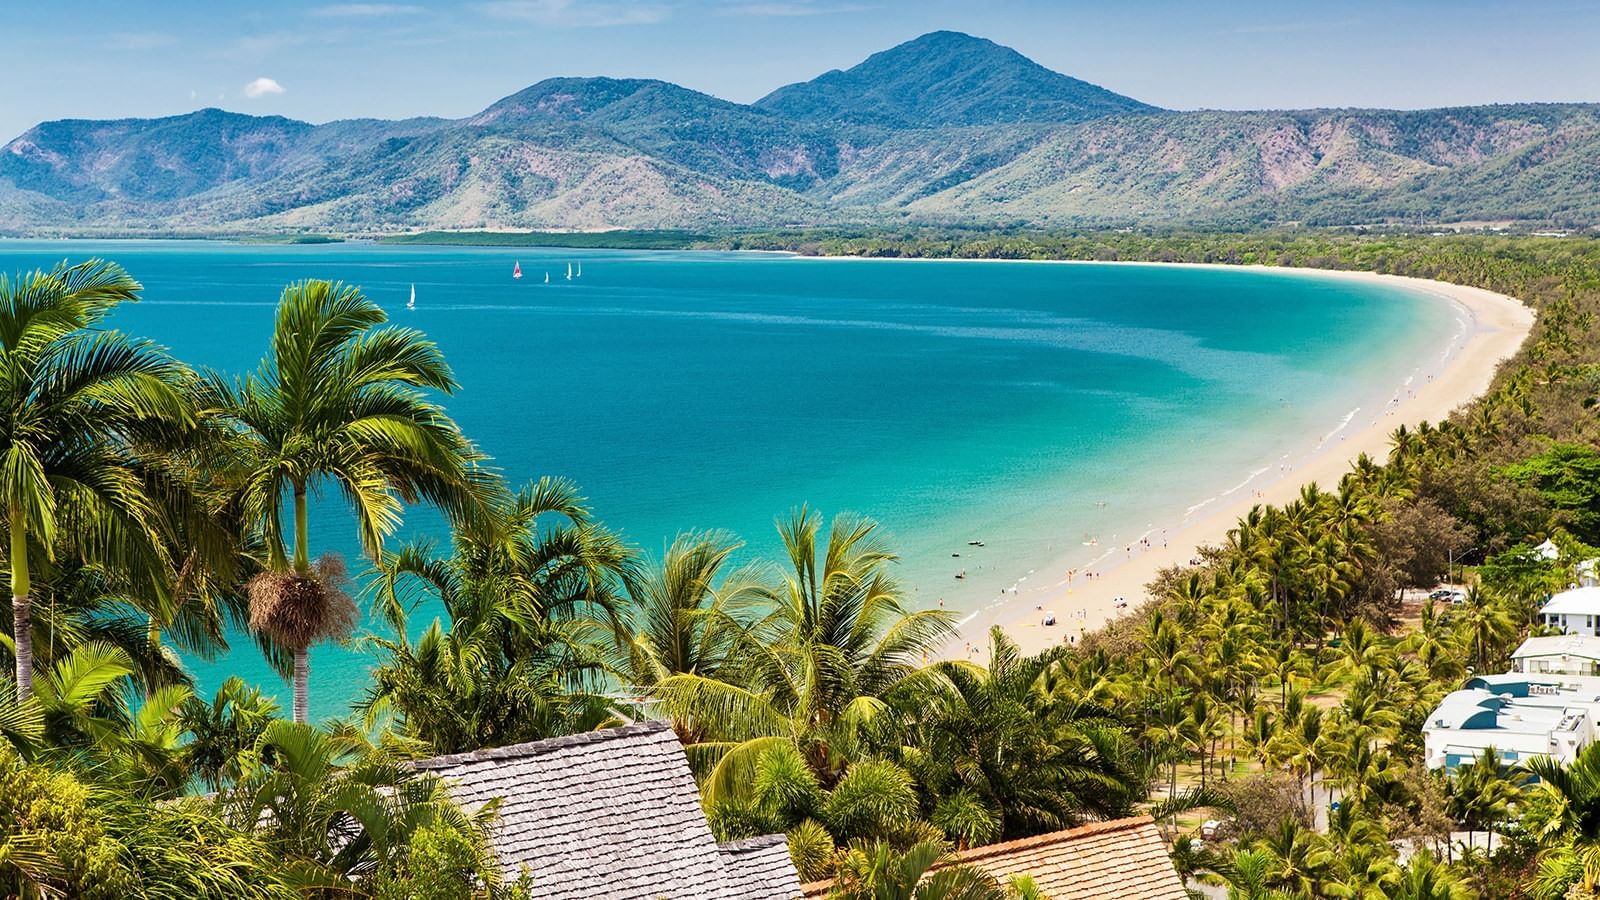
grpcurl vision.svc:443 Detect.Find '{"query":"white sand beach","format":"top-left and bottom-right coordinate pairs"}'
top-left (937, 265), bottom-right (1536, 661)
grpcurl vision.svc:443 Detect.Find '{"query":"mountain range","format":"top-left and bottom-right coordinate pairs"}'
top-left (3, 30), bottom-right (1598, 234)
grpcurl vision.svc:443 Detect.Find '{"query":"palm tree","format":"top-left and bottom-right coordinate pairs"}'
top-left (1258, 818), bottom-right (1335, 896)
top-left (0, 259), bottom-right (197, 700)
top-left (901, 628), bottom-right (1143, 841)
top-left (654, 507), bottom-right (954, 803)
top-left (1451, 587), bottom-right (1517, 675)
top-left (1186, 692), bottom-right (1228, 787)
top-left (1262, 642), bottom-right (1310, 710)
top-left (619, 530), bottom-right (770, 688)
top-left (709, 741), bottom-right (925, 854)
top-left (205, 279), bottom-right (491, 722)
top-left (1142, 610), bottom-right (1197, 809)
top-left (1240, 706), bottom-right (1281, 771)
top-left (181, 675), bottom-right (281, 791)
top-left (1522, 741), bottom-right (1600, 896)
top-left (1447, 747), bottom-right (1516, 852)
top-left (1216, 846), bottom-right (1297, 900)
top-left (1282, 706), bottom-right (1327, 811)
top-left (1400, 604), bottom-right (1466, 682)
top-left (222, 719), bottom-right (503, 888)
top-left (828, 840), bottom-right (1007, 900)
top-left (1322, 806), bottom-right (1400, 898)
top-left (12, 551), bottom-right (194, 698)
top-left (362, 478), bottom-right (629, 752)
top-left (1389, 851), bottom-right (1473, 900)
top-left (1326, 619), bottom-right (1392, 684)
top-left (0, 640), bottom-right (195, 795)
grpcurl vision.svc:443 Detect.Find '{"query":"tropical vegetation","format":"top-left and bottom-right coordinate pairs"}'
top-left (5, 232), bottom-right (1600, 897)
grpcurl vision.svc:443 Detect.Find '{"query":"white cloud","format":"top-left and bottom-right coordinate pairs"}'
top-left (310, 3), bottom-right (425, 16)
top-left (243, 77), bottom-right (287, 99)
top-left (105, 31), bottom-right (178, 50)
top-left (1229, 18), bottom-right (1362, 35)
top-left (723, 1), bottom-right (871, 15)
top-left (478, 0), bottom-right (669, 27)
top-left (230, 32), bottom-right (305, 58)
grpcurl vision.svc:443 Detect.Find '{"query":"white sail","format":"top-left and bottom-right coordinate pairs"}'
top-left (576, 263), bottom-right (582, 278)
top-left (544, 272), bottom-right (549, 283)
top-left (407, 284), bottom-right (415, 310)
top-left (566, 263), bottom-right (573, 281)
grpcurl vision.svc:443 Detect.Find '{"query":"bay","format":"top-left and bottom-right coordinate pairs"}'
top-left (0, 241), bottom-right (1451, 718)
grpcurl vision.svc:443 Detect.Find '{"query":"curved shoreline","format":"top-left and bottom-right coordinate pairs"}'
top-left (915, 264), bottom-right (1536, 660)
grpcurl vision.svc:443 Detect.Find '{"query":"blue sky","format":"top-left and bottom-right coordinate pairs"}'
top-left (4, 0), bottom-right (1598, 140)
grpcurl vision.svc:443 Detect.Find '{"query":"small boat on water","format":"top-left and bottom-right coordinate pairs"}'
top-left (576, 263), bottom-right (583, 278)
top-left (513, 261), bottom-right (523, 280)
top-left (544, 272), bottom-right (549, 284)
top-left (565, 263), bottom-right (573, 281)
top-left (406, 283), bottom-right (415, 310)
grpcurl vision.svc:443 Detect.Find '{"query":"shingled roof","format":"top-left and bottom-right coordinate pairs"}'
top-left (801, 816), bottom-right (1185, 899)
top-left (413, 721), bottom-right (800, 900)
top-left (719, 834), bottom-right (806, 900)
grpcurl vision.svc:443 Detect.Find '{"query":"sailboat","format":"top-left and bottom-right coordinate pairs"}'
top-left (576, 262), bottom-right (583, 278)
top-left (406, 283), bottom-right (415, 311)
top-left (512, 261), bottom-right (523, 280)
top-left (544, 271), bottom-right (549, 284)
top-left (565, 263), bottom-right (572, 281)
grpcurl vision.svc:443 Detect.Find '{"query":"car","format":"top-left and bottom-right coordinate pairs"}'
top-left (1429, 588), bottom-right (1456, 601)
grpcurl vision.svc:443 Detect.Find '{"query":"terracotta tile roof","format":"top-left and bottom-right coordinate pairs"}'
top-left (413, 721), bottom-right (800, 899)
top-left (801, 816), bottom-right (1184, 899)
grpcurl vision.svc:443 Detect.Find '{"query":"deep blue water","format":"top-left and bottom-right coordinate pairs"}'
top-left (0, 241), bottom-right (1450, 718)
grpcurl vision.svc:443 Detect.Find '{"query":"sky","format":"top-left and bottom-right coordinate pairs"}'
top-left (3, 0), bottom-right (1599, 141)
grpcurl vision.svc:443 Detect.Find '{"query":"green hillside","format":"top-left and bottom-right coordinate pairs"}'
top-left (382, 229), bottom-right (707, 249)
top-left (755, 30), bottom-right (1156, 127)
top-left (0, 31), bottom-right (1596, 234)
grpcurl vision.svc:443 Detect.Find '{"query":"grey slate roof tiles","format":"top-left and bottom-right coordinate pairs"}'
top-left (718, 835), bottom-right (804, 900)
top-left (412, 721), bottom-right (801, 899)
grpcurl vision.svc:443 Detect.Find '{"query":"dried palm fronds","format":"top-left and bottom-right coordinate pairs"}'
top-left (247, 554), bottom-right (358, 650)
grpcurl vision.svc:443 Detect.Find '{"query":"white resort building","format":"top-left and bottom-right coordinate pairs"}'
top-left (1420, 561), bottom-right (1600, 771)
top-left (1535, 586), bottom-right (1600, 636)
top-left (1423, 673), bottom-right (1600, 770)
top-left (1513, 634), bottom-right (1600, 676)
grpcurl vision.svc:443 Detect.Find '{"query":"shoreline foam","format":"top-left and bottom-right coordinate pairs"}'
top-left (910, 264), bottom-right (1536, 661)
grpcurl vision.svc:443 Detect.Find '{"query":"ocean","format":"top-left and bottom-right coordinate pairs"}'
top-left (0, 241), bottom-right (1454, 718)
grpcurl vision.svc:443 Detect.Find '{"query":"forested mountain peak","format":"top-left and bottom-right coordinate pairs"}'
top-left (755, 30), bottom-right (1158, 127)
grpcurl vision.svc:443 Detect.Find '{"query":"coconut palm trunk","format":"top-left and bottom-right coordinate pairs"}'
top-left (292, 484), bottom-right (311, 723)
top-left (292, 647), bottom-right (310, 723)
top-left (10, 508), bottom-right (31, 700)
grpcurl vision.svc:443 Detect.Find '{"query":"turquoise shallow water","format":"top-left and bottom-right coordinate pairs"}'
top-left (0, 242), bottom-right (1452, 718)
